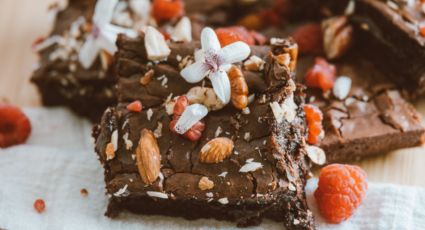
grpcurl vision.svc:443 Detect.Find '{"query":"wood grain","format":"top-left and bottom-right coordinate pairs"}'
top-left (1, 0), bottom-right (424, 187)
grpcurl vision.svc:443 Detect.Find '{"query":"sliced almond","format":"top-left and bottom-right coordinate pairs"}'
top-left (144, 26), bottom-right (171, 61)
top-left (171, 16), bottom-right (192, 42)
top-left (305, 145), bottom-right (326, 165)
top-left (136, 129), bottom-right (161, 184)
top-left (199, 137), bottom-right (234, 164)
top-left (198, 177), bottom-right (214, 190)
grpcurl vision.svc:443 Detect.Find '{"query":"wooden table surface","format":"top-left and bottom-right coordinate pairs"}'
top-left (1, 0), bottom-right (425, 187)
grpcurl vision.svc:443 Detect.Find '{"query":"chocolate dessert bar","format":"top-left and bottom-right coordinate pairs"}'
top-left (297, 55), bottom-right (425, 163)
top-left (354, 0), bottom-right (425, 98)
top-left (94, 34), bottom-right (316, 229)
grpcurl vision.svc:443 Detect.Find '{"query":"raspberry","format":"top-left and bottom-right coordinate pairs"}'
top-left (315, 164), bottom-right (368, 224)
top-left (152, 0), bottom-right (184, 22)
top-left (304, 104), bottom-right (323, 145)
top-left (0, 104), bottom-right (31, 148)
top-left (304, 57), bottom-right (336, 91)
top-left (126, 100), bottom-right (143, 112)
top-left (215, 26), bottom-right (255, 47)
top-left (292, 23), bottom-right (323, 55)
top-left (34, 199), bottom-right (46, 213)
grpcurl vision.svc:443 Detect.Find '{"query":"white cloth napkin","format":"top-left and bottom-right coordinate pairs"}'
top-left (0, 107), bottom-right (424, 230)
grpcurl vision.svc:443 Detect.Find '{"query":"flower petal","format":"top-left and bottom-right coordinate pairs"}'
top-left (201, 27), bottom-right (221, 53)
top-left (180, 61), bottom-right (208, 83)
top-left (219, 41), bottom-right (251, 64)
top-left (97, 29), bottom-right (118, 54)
top-left (93, 0), bottom-right (119, 26)
top-left (78, 35), bottom-right (101, 69)
top-left (104, 24), bottom-right (138, 38)
top-left (175, 104), bottom-right (208, 134)
top-left (129, 0), bottom-right (151, 20)
top-left (209, 70), bottom-right (231, 104)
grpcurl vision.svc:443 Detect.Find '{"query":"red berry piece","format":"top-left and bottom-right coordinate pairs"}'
top-left (315, 164), bottom-right (368, 224)
top-left (126, 100), bottom-right (143, 113)
top-left (305, 57), bottom-right (336, 91)
top-left (173, 95), bottom-right (189, 116)
top-left (304, 104), bottom-right (323, 145)
top-left (34, 199), bottom-right (46, 214)
top-left (0, 104), bottom-right (31, 148)
top-left (152, 0), bottom-right (184, 22)
top-left (292, 23), bottom-right (323, 55)
top-left (249, 31), bottom-right (267, 45)
top-left (215, 26), bottom-right (255, 47)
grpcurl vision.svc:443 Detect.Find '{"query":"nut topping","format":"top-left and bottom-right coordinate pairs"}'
top-left (136, 129), bottom-right (161, 185)
top-left (228, 66), bottom-right (249, 110)
top-left (198, 177), bottom-right (214, 190)
top-left (140, 69), bottom-right (155, 85)
top-left (105, 143), bottom-right (115, 161)
top-left (322, 16), bottom-right (353, 60)
top-left (199, 137), bottom-right (234, 163)
top-left (186, 86), bottom-right (225, 111)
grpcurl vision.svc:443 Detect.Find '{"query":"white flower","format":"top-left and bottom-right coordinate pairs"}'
top-left (180, 27), bottom-right (251, 104)
top-left (174, 104), bottom-right (208, 134)
top-left (78, 0), bottom-right (138, 69)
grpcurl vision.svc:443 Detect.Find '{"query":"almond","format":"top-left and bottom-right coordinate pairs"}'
top-left (199, 137), bottom-right (234, 164)
top-left (144, 26), bottom-right (171, 61)
top-left (228, 66), bottom-right (248, 110)
top-left (322, 16), bottom-right (353, 60)
top-left (100, 50), bottom-right (113, 70)
top-left (198, 177), bottom-right (214, 190)
top-left (136, 129), bottom-right (161, 184)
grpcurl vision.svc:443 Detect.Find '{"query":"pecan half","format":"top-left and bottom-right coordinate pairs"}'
top-left (136, 129), bottom-right (161, 185)
top-left (228, 66), bottom-right (249, 110)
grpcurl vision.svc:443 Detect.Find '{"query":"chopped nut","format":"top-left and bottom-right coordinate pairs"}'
top-left (199, 137), bottom-right (234, 163)
top-left (322, 16), bottom-right (353, 60)
top-left (80, 188), bottom-right (89, 197)
top-left (140, 69), bottom-right (155, 85)
top-left (305, 145), bottom-right (326, 165)
top-left (136, 129), bottom-right (161, 185)
top-left (105, 143), bottom-right (115, 161)
top-left (171, 16), bottom-right (192, 42)
top-left (333, 76), bottom-right (352, 100)
top-left (100, 50), bottom-right (113, 70)
top-left (243, 55), bottom-right (265, 71)
top-left (276, 53), bottom-right (291, 68)
top-left (228, 66), bottom-right (249, 110)
top-left (198, 177), bottom-right (214, 190)
top-left (186, 86), bottom-right (225, 111)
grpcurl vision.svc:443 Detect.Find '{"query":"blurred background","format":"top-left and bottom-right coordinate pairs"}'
top-left (0, 0), bottom-right (424, 187)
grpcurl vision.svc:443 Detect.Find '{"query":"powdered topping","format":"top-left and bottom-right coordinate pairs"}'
top-left (180, 27), bottom-right (251, 103)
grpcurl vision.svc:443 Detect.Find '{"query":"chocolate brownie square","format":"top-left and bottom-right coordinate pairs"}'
top-left (94, 35), bottom-right (316, 229)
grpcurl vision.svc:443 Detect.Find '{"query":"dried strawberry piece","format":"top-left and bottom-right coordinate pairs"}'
top-left (292, 23), bottom-right (323, 55)
top-left (215, 26), bottom-right (255, 47)
top-left (304, 104), bottom-right (323, 145)
top-left (127, 100), bottom-right (143, 112)
top-left (0, 104), bottom-right (31, 148)
top-left (315, 164), bottom-right (368, 224)
top-left (152, 0), bottom-right (184, 22)
top-left (169, 95), bottom-right (204, 141)
top-left (34, 199), bottom-right (46, 213)
top-left (305, 57), bottom-right (336, 91)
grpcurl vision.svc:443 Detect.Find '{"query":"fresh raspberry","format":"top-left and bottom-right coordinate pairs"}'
top-left (315, 164), bottom-right (368, 224)
top-left (215, 26), bottom-right (255, 47)
top-left (304, 57), bottom-right (336, 91)
top-left (34, 199), bottom-right (46, 213)
top-left (304, 104), bottom-right (323, 145)
top-left (0, 104), bottom-right (31, 148)
top-left (152, 0), bottom-right (184, 22)
top-left (292, 23), bottom-right (323, 55)
top-left (126, 100), bottom-right (143, 113)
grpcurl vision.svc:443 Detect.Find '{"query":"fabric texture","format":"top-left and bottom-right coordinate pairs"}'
top-left (0, 108), bottom-right (424, 230)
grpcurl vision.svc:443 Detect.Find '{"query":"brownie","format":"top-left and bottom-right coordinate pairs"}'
top-left (297, 55), bottom-right (425, 163)
top-left (353, 0), bottom-right (425, 98)
top-left (94, 37), bottom-right (316, 229)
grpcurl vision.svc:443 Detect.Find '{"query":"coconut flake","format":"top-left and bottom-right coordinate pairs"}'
top-left (333, 76), bottom-right (352, 100)
top-left (218, 197), bottom-right (229, 204)
top-left (153, 122), bottom-right (163, 138)
top-left (269, 94), bottom-right (298, 124)
top-left (239, 161), bottom-right (263, 173)
top-left (145, 26), bottom-right (171, 61)
top-left (171, 16), bottom-right (192, 42)
top-left (111, 130), bottom-right (118, 151)
top-left (305, 145), bottom-right (326, 165)
top-left (218, 171), bottom-right (228, 177)
top-left (215, 126), bottom-right (223, 137)
top-left (174, 104), bottom-right (208, 134)
top-left (206, 192), bottom-right (214, 198)
top-left (123, 132), bottom-right (133, 150)
top-left (146, 191), bottom-right (168, 199)
top-left (146, 108), bottom-right (153, 121)
top-left (114, 184), bottom-right (129, 197)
